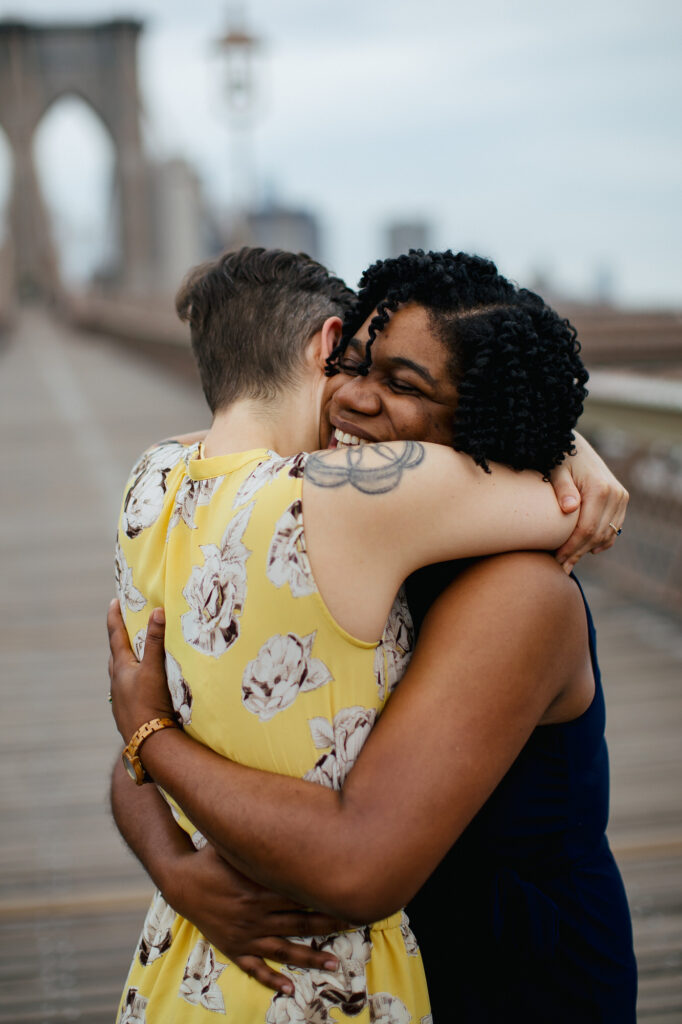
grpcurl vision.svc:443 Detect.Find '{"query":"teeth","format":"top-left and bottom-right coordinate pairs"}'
top-left (334, 428), bottom-right (368, 447)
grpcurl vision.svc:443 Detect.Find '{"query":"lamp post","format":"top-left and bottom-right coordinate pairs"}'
top-left (217, 5), bottom-right (261, 242)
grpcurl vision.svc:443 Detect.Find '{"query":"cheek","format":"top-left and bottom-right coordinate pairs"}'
top-left (323, 376), bottom-right (346, 402)
top-left (431, 413), bottom-right (456, 443)
top-left (413, 407), bottom-right (456, 445)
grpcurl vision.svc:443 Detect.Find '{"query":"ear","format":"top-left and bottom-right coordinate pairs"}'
top-left (308, 316), bottom-right (343, 368)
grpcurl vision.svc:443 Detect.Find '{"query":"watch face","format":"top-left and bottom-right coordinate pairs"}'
top-left (122, 752), bottom-right (139, 783)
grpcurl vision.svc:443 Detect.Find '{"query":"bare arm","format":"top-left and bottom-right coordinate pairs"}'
top-left (110, 761), bottom-right (347, 991)
top-left (109, 553), bottom-right (589, 923)
top-left (302, 442), bottom-right (579, 639)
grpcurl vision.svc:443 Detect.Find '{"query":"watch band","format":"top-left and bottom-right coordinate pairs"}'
top-left (122, 717), bottom-right (178, 785)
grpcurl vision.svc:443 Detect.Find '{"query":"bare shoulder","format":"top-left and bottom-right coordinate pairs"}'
top-left (435, 553), bottom-right (592, 721)
top-left (453, 551), bottom-right (583, 610)
top-left (421, 552), bottom-right (588, 674)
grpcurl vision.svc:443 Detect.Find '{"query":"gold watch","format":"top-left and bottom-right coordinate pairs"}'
top-left (121, 717), bottom-right (178, 785)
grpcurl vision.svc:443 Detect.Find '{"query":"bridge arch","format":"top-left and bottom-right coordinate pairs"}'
top-left (33, 93), bottom-right (119, 287)
top-left (0, 18), bottom-right (151, 302)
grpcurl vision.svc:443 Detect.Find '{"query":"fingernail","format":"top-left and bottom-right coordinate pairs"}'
top-left (109, 597), bottom-right (119, 608)
top-left (282, 983), bottom-right (294, 995)
top-left (561, 497), bottom-right (578, 512)
top-left (152, 608), bottom-right (165, 625)
top-left (323, 959), bottom-right (338, 971)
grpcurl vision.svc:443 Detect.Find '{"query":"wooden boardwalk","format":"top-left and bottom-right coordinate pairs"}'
top-left (0, 309), bottom-right (680, 1022)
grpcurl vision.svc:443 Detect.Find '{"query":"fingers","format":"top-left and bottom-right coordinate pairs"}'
top-left (230, 934), bottom-right (345, 993)
top-left (271, 912), bottom-right (351, 937)
top-left (556, 484), bottom-right (628, 573)
top-left (256, 936), bottom-right (340, 972)
top-left (107, 598), bottom-right (134, 662)
top-left (549, 464), bottom-right (581, 514)
top-left (142, 607), bottom-right (166, 669)
top-left (232, 955), bottom-right (295, 995)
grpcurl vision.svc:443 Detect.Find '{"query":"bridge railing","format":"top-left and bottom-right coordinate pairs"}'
top-left (66, 299), bottom-right (682, 618)
top-left (580, 370), bottom-right (682, 617)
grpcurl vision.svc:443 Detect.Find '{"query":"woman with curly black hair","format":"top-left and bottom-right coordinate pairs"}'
top-left (321, 250), bottom-right (637, 1021)
top-left (326, 249), bottom-right (589, 478)
top-left (108, 250), bottom-right (635, 1023)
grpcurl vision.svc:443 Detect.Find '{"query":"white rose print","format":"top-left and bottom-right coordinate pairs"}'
top-left (179, 939), bottom-right (228, 1014)
top-left (375, 588), bottom-right (414, 701)
top-left (114, 540), bottom-right (147, 620)
top-left (421, 1016), bottom-right (434, 1023)
top-left (167, 474), bottom-right (224, 537)
top-left (119, 987), bottom-right (148, 1024)
top-left (121, 441), bottom-right (186, 539)
top-left (399, 912), bottom-right (420, 957)
top-left (242, 631), bottom-right (332, 722)
top-left (133, 628), bottom-right (146, 661)
top-left (304, 706), bottom-right (377, 790)
top-left (267, 500), bottom-right (316, 598)
top-left (138, 890), bottom-right (176, 966)
top-left (232, 452), bottom-right (307, 508)
top-left (266, 928), bottom-right (372, 1024)
top-left (181, 503), bottom-right (253, 657)
top-left (166, 651), bottom-right (192, 725)
top-left (369, 993), bottom-right (412, 1024)
top-left (266, 972), bottom-right (330, 1024)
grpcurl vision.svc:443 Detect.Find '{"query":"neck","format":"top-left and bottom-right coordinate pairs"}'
top-left (203, 387), bottom-right (318, 458)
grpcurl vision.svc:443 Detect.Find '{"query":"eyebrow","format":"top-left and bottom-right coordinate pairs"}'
top-left (346, 338), bottom-right (437, 387)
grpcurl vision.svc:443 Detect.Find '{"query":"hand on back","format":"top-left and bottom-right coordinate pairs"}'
top-left (164, 844), bottom-right (348, 994)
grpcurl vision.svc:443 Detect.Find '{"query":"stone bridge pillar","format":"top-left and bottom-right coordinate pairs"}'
top-left (0, 19), bottom-right (151, 302)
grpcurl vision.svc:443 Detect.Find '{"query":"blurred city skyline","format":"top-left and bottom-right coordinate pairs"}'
top-left (0, 0), bottom-right (680, 306)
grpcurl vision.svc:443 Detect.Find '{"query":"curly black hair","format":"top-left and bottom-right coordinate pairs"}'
top-left (326, 250), bottom-right (589, 478)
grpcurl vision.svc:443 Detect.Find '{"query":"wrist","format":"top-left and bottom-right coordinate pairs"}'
top-left (122, 717), bottom-right (179, 786)
top-left (137, 724), bottom-right (183, 785)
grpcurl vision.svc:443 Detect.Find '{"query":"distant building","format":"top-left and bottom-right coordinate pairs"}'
top-left (593, 264), bottom-right (615, 307)
top-left (246, 203), bottom-right (321, 259)
top-left (148, 158), bottom-right (207, 293)
top-left (385, 220), bottom-right (431, 258)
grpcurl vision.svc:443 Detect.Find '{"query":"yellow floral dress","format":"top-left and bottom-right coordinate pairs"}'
top-left (114, 441), bottom-right (431, 1024)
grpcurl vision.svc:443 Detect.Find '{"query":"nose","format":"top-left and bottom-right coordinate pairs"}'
top-left (334, 374), bottom-right (382, 417)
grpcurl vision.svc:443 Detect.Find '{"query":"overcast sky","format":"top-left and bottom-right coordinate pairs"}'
top-left (1, 0), bottom-right (681, 306)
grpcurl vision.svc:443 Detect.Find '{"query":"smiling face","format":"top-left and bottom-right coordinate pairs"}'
top-left (321, 303), bottom-right (460, 450)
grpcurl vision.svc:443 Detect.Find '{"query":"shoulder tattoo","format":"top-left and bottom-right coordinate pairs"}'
top-left (304, 441), bottom-right (425, 495)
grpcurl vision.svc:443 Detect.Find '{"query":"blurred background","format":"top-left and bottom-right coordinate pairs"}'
top-left (0, 1), bottom-right (680, 1021)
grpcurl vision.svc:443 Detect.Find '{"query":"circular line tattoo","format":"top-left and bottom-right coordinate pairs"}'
top-left (304, 442), bottom-right (425, 495)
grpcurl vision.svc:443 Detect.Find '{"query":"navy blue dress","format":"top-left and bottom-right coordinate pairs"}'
top-left (405, 567), bottom-right (637, 1023)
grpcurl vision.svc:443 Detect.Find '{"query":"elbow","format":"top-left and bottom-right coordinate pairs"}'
top-left (316, 864), bottom-right (412, 925)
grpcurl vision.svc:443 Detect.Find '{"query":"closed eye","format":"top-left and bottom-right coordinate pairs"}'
top-left (388, 378), bottom-right (422, 395)
top-left (337, 358), bottom-right (364, 376)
